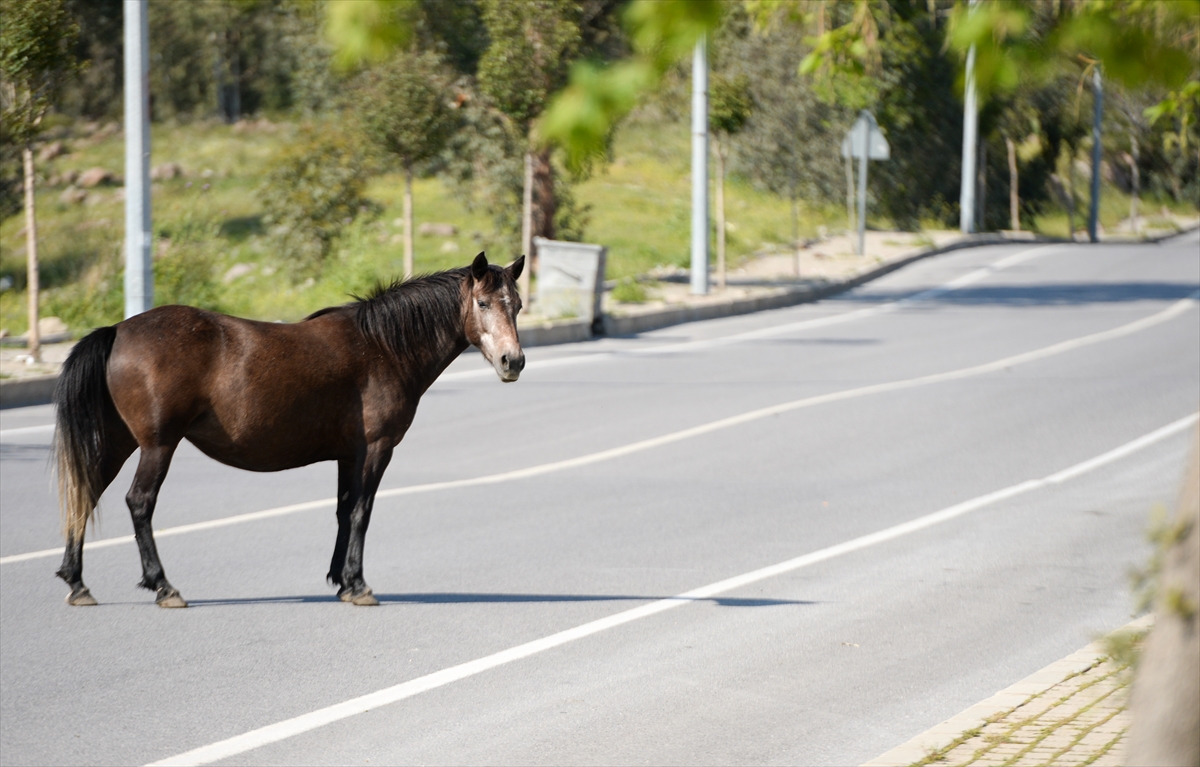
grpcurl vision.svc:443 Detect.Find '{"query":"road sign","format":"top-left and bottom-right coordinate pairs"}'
top-left (841, 111), bottom-right (889, 255)
top-left (841, 112), bottom-right (889, 161)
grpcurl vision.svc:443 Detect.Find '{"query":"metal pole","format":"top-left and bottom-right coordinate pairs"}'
top-left (960, 40), bottom-right (978, 234)
top-left (124, 0), bottom-right (152, 317)
top-left (1088, 67), bottom-right (1103, 243)
top-left (857, 118), bottom-right (868, 256)
top-left (690, 36), bottom-right (709, 296)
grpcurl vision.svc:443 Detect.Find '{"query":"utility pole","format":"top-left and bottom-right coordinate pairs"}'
top-left (124, 0), bottom-right (152, 318)
top-left (959, 0), bottom-right (979, 234)
top-left (1088, 67), bottom-right (1103, 243)
top-left (690, 36), bottom-right (709, 296)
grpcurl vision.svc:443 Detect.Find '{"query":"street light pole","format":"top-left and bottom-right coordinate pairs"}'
top-left (1088, 67), bottom-right (1103, 243)
top-left (690, 36), bottom-right (709, 296)
top-left (959, 40), bottom-right (978, 234)
top-left (124, 0), bottom-right (152, 318)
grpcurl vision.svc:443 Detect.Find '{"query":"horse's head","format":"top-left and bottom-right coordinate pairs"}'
top-left (465, 252), bottom-right (525, 383)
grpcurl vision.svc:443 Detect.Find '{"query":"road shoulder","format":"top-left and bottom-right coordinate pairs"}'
top-left (864, 615), bottom-right (1152, 767)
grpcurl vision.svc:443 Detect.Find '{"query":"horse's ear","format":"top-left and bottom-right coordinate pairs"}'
top-left (508, 255), bottom-right (525, 281)
top-left (471, 252), bottom-right (488, 281)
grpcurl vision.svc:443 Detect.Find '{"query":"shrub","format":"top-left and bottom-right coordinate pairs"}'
top-left (257, 125), bottom-right (368, 277)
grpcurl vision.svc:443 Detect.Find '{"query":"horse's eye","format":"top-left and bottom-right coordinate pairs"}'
top-left (477, 300), bottom-right (489, 309)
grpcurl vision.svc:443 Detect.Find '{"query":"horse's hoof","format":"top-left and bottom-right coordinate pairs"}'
top-left (156, 589), bottom-right (188, 608)
top-left (338, 588), bottom-right (353, 603)
top-left (66, 588), bottom-right (97, 606)
top-left (351, 591), bottom-right (379, 607)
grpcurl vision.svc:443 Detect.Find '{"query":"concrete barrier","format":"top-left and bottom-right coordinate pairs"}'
top-left (0, 374), bottom-right (58, 410)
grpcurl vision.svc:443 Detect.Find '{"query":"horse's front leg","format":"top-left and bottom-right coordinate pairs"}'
top-left (338, 444), bottom-right (393, 606)
top-left (327, 459), bottom-right (355, 589)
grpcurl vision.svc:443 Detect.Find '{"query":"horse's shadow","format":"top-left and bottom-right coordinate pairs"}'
top-left (184, 592), bottom-right (817, 608)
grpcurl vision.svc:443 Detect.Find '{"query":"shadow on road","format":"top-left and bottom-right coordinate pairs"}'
top-left (184, 592), bottom-right (818, 608)
top-left (847, 281), bottom-right (1199, 307)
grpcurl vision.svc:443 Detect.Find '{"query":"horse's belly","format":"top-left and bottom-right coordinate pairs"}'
top-left (185, 410), bottom-right (346, 471)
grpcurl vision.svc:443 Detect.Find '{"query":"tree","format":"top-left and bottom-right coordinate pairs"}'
top-left (360, 51), bottom-right (459, 278)
top-left (726, 15), bottom-right (846, 268)
top-left (0, 0), bottom-right (80, 361)
top-left (476, 0), bottom-right (581, 299)
top-left (709, 72), bottom-right (751, 289)
top-left (257, 126), bottom-right (369, 277)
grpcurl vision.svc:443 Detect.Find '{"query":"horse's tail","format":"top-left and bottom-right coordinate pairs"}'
top-left (54, 325), bottom-right (118, 541)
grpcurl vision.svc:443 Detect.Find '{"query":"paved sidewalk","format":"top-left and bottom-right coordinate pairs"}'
top-left (865, 616), bottom-right (1152, 767)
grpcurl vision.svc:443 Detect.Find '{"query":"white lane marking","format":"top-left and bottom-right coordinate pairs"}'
top-left (145, 411), bottom-right (1199, 767)
top-left (3, 290), bottom-right (1196, 567)
top-left (0, 423), bottom-right (55, 439)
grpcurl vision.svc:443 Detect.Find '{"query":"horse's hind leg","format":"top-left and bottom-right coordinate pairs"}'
top-left (126, 442), bottom-right (187, 608)
top-left (56, 418), bottom-right (137, 606)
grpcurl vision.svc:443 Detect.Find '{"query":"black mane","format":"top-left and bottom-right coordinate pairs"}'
top-left (305, 264), bottom-right (514, 368)
top-left (344, 268), bottom-right (469, 368)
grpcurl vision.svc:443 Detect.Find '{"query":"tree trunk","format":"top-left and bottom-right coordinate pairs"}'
top-left (1006, 136), bottom-right (1019, 231)
top-left (22, 146), bottom-right (41, 363)
top-left (1125, 430), bottom-right (1200, 766)
top-left (403, 166), bottom-right (414, 279)
top-left (520, 151), bottom-right (533, 302)
top-left (1130, 133), bottom-right (1140, 235)
top-left (976, 138), bottom-right (987, 231)
top-left (1066, 146), bottom-right (1077, 238)
top-left (791, 194), bottom-right (800, 279)
top-left (715, 138), bottom-right (726, 291)
top-left (529, 147), bottom-right (556, 304)
top-left (531, 146), bottom-right (556, 243)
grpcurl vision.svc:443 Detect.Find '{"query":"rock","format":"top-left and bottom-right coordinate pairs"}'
top-left (200, 169), bottom-right (215, 178)
top-left (38, 316), bottom-right (68, 335)
top-left (59, 186), bottom-right (88, 205)
top-left (419, 222), bottom-right (457, 237)
top-left (151, 162), bottom-right (185, 180)
top-left (61, 169), bottom-right (78, 185)
top-left (222, 263), bottom-right (256, 284)
top-left (0, 328), bottom-right (8, 338)
top-left (37, 141), bottom-right (67, 162)
top-left (439, 240), bottom-right (460, 253)
top-left (77, 167), bottom-right (114, 188)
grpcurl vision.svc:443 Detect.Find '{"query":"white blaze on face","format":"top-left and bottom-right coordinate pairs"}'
top-left (475, 281), bottom-right (523, 381)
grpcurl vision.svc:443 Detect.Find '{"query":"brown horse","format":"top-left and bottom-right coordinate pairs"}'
top-left (53, 252), bottom-right (524, 608)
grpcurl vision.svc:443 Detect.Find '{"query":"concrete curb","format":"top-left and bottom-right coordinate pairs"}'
top-left (601, 232), bottom-right (1049, 337)
top-left (862, 614), bottom-right (1154, 767)
top-left (0, 374), bottom-right (58, 410)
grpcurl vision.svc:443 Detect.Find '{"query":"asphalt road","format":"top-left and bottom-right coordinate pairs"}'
top-left (2, 234), bottom-right (1198, 766)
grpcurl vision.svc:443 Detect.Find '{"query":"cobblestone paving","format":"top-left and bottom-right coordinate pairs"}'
top-left (915, 655), bottom-right (1131, 767)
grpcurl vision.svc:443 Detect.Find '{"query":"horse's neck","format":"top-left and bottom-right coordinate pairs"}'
top-left (419, 335), bottom-right (471, 389)
top-left (404, 313), bottom-right (470, 395)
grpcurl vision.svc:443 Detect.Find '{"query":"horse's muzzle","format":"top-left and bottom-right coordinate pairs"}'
top-left (498, 351), bottom-right (525, 382)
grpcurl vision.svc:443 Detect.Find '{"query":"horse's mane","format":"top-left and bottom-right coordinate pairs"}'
top-left (305, 265), bottom-right (513, 368)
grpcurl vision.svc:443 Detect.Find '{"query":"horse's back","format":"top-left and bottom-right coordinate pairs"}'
top-left (107, 305), bottom-right (371, 468)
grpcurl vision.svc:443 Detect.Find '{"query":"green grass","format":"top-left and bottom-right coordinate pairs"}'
top-left (578, 120), bottom-right (848, 280)
top-left (1, 116), bottom-right (1196, 333)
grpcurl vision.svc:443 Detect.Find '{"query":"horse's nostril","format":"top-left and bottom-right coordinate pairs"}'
top-left (501, 354), bottom-right (509, 369)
